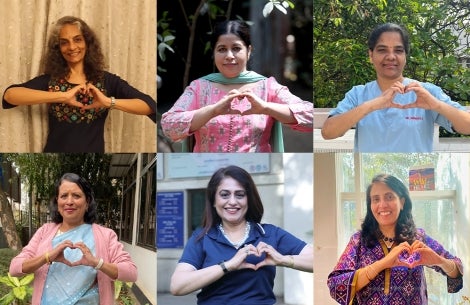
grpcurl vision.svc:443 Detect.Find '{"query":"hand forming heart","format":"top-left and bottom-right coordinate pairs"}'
top-left (49, 241), bottom-right (96, 268)
top-left (398, 249), bottom-right (421, 267)
top-left (230, 96), bottom-right (252, 114)
top-left (242, 242), bottom-right (284, 271)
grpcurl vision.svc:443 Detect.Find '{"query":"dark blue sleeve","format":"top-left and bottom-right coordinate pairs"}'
top-left (266, 224), bottom-right (308, 255)
top-left (179, 228), bottom-right (205, 269)
top-left (104, 72), bottom-right (156, 122)
top-left (2, 75), bottom-right (51, 109)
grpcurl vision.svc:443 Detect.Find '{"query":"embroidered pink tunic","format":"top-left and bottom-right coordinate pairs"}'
top-left (161, 77), bottom-right (313, 152)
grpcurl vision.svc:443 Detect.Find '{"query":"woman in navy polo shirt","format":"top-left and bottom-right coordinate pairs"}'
top-left (170, 165), bottom-right (313, 304)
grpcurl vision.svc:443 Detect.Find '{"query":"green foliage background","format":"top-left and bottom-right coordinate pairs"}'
top-left (314, 0), bottom-right (470, 110)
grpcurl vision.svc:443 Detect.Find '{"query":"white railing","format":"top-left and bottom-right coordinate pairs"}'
top-left (314, 108), bottom-right (470, 152)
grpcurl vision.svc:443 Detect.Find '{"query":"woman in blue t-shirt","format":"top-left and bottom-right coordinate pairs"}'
top-left (170, 165), bottom-right (313, 305)
top-left (322, 23), bottom-right (470, 152)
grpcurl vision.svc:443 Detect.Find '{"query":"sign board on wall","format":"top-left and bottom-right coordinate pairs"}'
top-left (157, 191), bottom-right (184, 248)
top-left (166, 153), bottom-right (270, 179)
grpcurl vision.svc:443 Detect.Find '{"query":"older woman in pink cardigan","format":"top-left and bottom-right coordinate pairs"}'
top-left (10, 173), bottom-right (137, 305)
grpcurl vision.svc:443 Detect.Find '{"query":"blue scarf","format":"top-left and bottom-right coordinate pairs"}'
top-left (201, 71), bottom-right (266, 84)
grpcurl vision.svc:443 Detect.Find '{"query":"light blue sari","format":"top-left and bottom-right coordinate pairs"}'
top-left (41, 224), bottom-right (99, 305)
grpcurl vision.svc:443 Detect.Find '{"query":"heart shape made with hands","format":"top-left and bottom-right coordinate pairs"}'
top-left (243, 243), bottom-right (275, 269)
top-left (64, 246), bottom-right (85, 263)
top-left (398, 249), bottom-right (421, 266)
top-left (231, 96), bottom-right (252, 114)
top-left (395, 90), bottom-right (417, 103)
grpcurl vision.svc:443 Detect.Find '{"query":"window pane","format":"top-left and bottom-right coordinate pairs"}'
top-left (340, 201), bottom-right (357, 250)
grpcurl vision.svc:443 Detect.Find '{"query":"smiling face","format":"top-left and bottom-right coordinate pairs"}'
top-left (57, 180), bottom-right (88, 227)
top-left (368, 31), bottom-right (406, 81)
top-left (214, 177), bottom-right (248, 226)
top-left (214, 33), bottom-right (251, 78)
top-left (370, 181), bottom-right (405, 230)
top-left (59, 23), bottom-right (86, 66)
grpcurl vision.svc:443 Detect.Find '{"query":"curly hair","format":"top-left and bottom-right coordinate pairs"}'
top-left (361, 174), bottom-right (417, 247)
top-left (41, 16), bottom-right (106, 82)
top-left (49, 173), bottom-right (97, 224)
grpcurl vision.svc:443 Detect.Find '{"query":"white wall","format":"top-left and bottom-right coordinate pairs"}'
top-left (124, 243), bottom-right (157, 304)
top-left (283, 153), bottom-right (314, 305)
top-left (156, 153), bottom-right (313, 304)
top-left (314, 153), bottom-right (470, 304)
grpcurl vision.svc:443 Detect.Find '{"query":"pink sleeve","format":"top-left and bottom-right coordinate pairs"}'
top-left (267, 77), bottom-right (313, 131)
top-left (161, 80), bottom-right (202, 141)
top-left (9, 224), bottom-right (53, 276)
top-left (103, 228), bottom-right (138, 282)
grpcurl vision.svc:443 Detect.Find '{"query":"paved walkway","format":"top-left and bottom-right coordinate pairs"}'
top-left (157, 292), bottom-right (290, 305)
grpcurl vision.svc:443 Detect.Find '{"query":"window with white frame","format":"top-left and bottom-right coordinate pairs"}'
top-left (336, 153), bottom-right (466, 305)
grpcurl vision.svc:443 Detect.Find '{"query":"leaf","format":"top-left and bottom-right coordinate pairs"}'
top-left (163, 35), bottom-right (175, 43)
top-left (12, 286), bottom-right (27, 300)
top-left (263, 2), bottom-right (274, 17)
top-left (274, 3), bottom-right (288, 14)
top-left (114, 280), bottom-right (123, 300)
top-left (19, 273), bottom-right (34, 286)
top-left (0, 276), bottom-right (15, 288)
top-left (0, 293), bottom-right (15, 305)
top-left (8, 273), bottom-right (20, 287)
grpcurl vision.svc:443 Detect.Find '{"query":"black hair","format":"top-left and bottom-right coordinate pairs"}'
top-left (50, 173), bottom-right (97, 224)
top-left (368, 23), bottom-right (410, 54)
top-left (361, 174), bottom-right (417, 247)
top-left (210, 20), bottom-right (252, 51)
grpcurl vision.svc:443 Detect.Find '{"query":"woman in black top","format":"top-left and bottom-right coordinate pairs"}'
top-left (2, 16), bottom-right (156, 152)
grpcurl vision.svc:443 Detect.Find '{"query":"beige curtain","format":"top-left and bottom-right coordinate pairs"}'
top-left (0, 0), bottom-right (156, 152)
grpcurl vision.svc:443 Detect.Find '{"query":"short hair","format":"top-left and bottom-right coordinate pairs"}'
top-left (211, 20), bottom-right (252, 50)
top-left (368, 23), bottom-right (410, 54)
top-left (50, 173), bottom-right (97, 224)
top-left (361, 174), bottom-right (417, 247)
top-left (198, 165), bottom-right (264, 240)
top-left (41, 16), bottom-right (106, 82)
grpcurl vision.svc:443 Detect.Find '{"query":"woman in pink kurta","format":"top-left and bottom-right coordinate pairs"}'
top-left (10, 173), bottom-right (137, 305)
top-left (161, 20), bottom-right (313, 152)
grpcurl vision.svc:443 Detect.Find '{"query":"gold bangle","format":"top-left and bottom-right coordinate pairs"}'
top-left (365, 265), bottom-right (376, 281)
top-left (288, 255), bottom-right (295, 268)
top-left (446, 261), bottom-right (457, 275)
top-left (45, 252), bottom-right (51, 265)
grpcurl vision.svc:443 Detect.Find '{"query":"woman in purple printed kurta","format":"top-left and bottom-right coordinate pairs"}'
top-left (161, 20), bottom-right (313, 152)
top-left (328, 174), bottom-right (463, 305)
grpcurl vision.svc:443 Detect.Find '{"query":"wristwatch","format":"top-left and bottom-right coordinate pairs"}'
top-left (219, 261), bottom-right (229, 274)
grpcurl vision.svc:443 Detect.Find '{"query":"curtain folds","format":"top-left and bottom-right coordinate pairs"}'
top-left (0, 0), bottom-right (156, 152)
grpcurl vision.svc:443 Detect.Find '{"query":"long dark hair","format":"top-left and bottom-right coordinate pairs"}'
top-left (50, 173), bottom-right (97, 224)
top-left (368, 23), bottom-right (410, 54)
top-left (197, 165), bottom-right (264, 240)
top-left (41, 16), bottom-right (106, 82)
top-left (361, 174), bottom-right (417, 247)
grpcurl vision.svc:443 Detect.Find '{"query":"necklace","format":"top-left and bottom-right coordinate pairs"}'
top-left (219, 222), bottom-right (251, 249)
top-left (378, 231), bottom-right (395, 247)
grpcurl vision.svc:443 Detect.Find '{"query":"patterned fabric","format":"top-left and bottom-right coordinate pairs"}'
top-left (161, 77), bottom-right (313, 152)
top-left (327, 229), bottom-right (463, 305)
top-left (41, 224), bottom-right (99, 305)
top-left (48, 78), bottom-right (107, 124)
